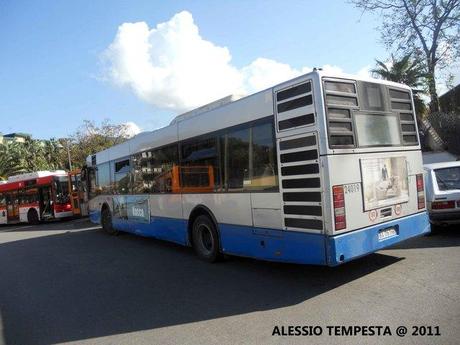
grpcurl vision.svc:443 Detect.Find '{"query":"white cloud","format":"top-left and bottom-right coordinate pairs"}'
top-left (356, 65), bottom-right (372, 79)
top-left (103, 11), bottom-right (241, 110)
top-left (103, 11), bottom-right (370, 111)
top-left (122, 121), bottom-right (141, 138)
top-left (241, 58), bottom-right (305, 92)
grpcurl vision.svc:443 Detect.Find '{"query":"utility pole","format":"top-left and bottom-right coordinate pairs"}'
top-left (66, 139), bottom-right (73, 171)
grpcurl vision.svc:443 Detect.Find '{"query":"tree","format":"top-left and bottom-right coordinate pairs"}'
top-left (372, 53), bottom-right (427, 116)
top-left (0, 141), bottom-right (28, 180)
top-left (0, 120), bottom-right (132, 180)
top-left (351, 0), bottom-right (460, 113)
top-left (66, 119), bottom-right (132, 168)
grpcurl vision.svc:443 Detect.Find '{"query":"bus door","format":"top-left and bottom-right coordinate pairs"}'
top-left (68, 171), bottom-right (81, 216)
top-left (0, 193), bottom-right (7, 224)
top-left (39, 186), bottom-right (53, 219)
top-left (6, 192), bottom-right (19, 221)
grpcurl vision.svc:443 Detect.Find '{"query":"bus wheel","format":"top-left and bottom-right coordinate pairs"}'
top-left (101, 207), bottom-right (118, 235)
top-left (192, 215), bottom-right (221, 262)
top-left (27, 209), bottom-right (39, 225)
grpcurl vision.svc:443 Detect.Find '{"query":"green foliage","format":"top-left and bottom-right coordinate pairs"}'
top-left (351, 0), bottom-right (460, 113)
top-left (0, 119), bottom-right (132, 180)
top-left (0, 137), bottom-right (66, 180)
top-left (66, 119), bottom-right (131, 169)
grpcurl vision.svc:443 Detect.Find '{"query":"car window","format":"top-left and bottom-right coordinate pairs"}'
top-left (434, 167), bottom-right (460, 191)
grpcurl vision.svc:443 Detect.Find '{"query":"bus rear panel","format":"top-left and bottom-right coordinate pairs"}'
top-left (260, 73), bottom-right (429, 265)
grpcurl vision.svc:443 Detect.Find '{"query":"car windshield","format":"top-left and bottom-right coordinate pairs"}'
top-left (434, 166), bottom-right (460, 191)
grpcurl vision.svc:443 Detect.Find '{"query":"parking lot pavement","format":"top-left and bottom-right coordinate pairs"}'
top-left (0, 219), bottom-right (459, 345)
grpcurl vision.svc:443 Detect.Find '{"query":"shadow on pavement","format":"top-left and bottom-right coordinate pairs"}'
top-left (0, 226), bottom-right (402, 345)
top-left (386, 225), bottom-right (460, 250)
top-left (0, 218), bottom-right (91, 233)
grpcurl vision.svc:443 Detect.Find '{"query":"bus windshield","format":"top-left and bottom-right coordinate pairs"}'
top-left (54, 176), bottom-right (70, 204)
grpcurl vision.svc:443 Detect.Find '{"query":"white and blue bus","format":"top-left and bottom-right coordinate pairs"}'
top-left (86, 70), bottom-right (430, 266)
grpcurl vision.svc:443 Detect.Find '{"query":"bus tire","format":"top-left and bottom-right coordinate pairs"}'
top-left (27, 208), bottom-right (39, 225)
top-left (192, 215), bottom-right (221, 262)
top-left (101, 206), bottom-right (118, 235)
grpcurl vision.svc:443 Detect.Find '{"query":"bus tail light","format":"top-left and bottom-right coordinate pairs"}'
top-left (54, 203), bottom-right (72, 213)
top-left (431, 201), bottom-right (455, 209)
top-left (333, 185), bottom-right (346, 230)
top-left (416, 174), bottom-right (425, 209)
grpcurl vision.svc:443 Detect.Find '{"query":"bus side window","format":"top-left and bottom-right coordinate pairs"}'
top-left (249, 121), bottom-right (278, 191)
top-left (113, 159), bottom-right (131, 194)
top-left (132, 144), bottom-right (179, 194)
top-left (180, 137), bottom-right (221, 192)
top-left (220, 119), bottom-right (278, 192)
top-left (96, 162), bottom-right (111, 195)
top-left (223, 127), bottom-right (250, 192)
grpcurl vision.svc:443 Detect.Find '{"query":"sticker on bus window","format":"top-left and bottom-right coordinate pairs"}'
top-left (360, 157), bottom-right (409, 211)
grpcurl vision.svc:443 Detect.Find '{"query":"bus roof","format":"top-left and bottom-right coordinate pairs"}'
top-left (7, 170), bottom-right (67, 183)
top-left (87, 70), bottom-right (412, 166)
top-left (0, 171), bottom-right (67, 193)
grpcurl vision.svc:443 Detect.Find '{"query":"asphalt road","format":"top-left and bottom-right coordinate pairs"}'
top-left (0, 219), bottom-right (459, 345)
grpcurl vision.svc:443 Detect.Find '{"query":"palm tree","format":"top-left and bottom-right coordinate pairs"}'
top-left (372, 54), bottom-right (427, 117)
top-left (43, 138), bottom-right (65, 170)
top-left (0, 141), bottom-right (28, 180)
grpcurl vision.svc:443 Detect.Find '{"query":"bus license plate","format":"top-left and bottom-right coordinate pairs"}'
top-left (378, 228), bottom-right (397, 241)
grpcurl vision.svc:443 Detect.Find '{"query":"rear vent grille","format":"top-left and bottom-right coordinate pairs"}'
top-left (323, 80), bottom-right (357, 148)
top-left (275, 81), bottom-right (315, 131)
top-left (279, 133), bottom-right (323, 232)
top-left (389, 88), bottom-right (418, 146)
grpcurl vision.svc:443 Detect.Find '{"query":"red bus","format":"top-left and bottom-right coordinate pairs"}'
top-left (0, 170), bottom-right (73, 225)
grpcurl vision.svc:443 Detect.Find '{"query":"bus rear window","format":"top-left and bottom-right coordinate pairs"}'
top-left (354, 113), bottom-right (401, 146)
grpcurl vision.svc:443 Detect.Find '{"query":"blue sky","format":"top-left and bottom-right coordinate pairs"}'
top-left (0, 1), bottom-right (400, 139)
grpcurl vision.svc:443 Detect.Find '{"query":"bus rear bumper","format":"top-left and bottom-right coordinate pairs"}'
top-left (326, 212), bottom-right (430, 266)
top-left (55, 211), bottom-right (74, 219)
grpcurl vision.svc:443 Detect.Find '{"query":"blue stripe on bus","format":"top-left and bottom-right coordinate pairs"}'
top-left (326, 211), bottom-right (430, 266)
top-left (219, 224), bottom-right (327, 265)
top-left (89, 209), bottom-right (430, 266)
top-left (89, 210), bottom-right (101, 224)
top-left (89, 210), bottom-right (188, 246)
top-left (112, 216), bottom-right (188, 246)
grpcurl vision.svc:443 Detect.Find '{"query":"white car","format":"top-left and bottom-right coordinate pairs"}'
top-left (424, 161), bottom-right (460, 227)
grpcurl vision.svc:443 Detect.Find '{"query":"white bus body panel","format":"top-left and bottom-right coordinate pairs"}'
top-left (19, 206), bottom-right (40, 223)
top-left (150, 194), bottom-right (182, 219)
top-left (182, 193), bottom-right (253, 227)
top-left (251, 193), bottom-right (283, 229)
